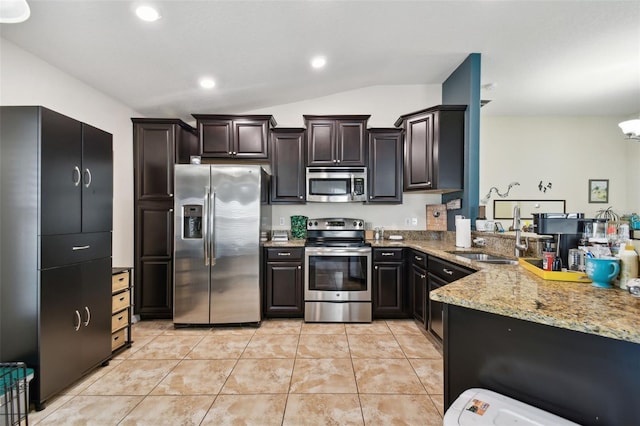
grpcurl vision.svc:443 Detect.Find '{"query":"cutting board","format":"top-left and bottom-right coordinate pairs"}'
top-left (426, 204), bottom-right (447, 231)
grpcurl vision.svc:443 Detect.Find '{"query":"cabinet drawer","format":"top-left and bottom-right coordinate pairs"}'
top-left (112, 290), bottom-right (130, 313)
top-left (373, 248), bottom-right (403, 262)
top-left (111, 308), bottom-right (129, 332)
top-left (430, 256), bottom-right (473, 282)
top-left (266, 247), bottom-right (304, 261)
top-left (111, 328), bottom-right (127, 351)
top-left (41, 232), bottom-right (111, 269)
top-left (112, 271), bottom-right (129, 293)
top-left (411, 251), bottom-right (428, 269)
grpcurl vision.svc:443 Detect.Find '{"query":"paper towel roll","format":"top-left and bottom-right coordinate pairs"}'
top-left (456, 218), bottom-right (472, 248)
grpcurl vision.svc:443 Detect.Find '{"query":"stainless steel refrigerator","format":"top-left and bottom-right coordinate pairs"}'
top-left (173, 164), bottom-right (271, 325)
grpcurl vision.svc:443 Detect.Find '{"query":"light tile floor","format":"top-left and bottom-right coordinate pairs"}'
top-left (28, 319), bottom-right (444, 425)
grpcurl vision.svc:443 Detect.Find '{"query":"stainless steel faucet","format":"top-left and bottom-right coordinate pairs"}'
top-left (513, 205), bottom-right (529, 257)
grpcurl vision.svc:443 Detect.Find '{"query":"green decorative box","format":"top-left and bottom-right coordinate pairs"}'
top-left (290, 215), bottom-right (308, 240)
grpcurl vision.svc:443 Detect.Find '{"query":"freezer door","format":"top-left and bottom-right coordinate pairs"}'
top-left (173, 164), bottom-right (211, 324)
top-left (210, 166), bottom-right (262, 324)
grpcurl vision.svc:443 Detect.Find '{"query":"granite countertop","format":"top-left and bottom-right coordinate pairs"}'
top-left (262, 237), bottom-right (640, 344)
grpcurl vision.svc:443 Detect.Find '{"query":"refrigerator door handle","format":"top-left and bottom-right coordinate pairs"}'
top-left (210, 191), bottom-right (216, 266)
top-left (204, 188), bottom-right (210, 266)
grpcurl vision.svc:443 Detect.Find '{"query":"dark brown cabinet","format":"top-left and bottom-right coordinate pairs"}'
top-left (132, 118), bottom-right (197, 319)
top-left (367, 128), bottom-right (403, 204)
top-left (427, 256), bottom-right (473, 341)
top-left (264, 248), bottom-right (304, 317)
top-left (193, 114), bottom-right (276, 159)
top-left (304, 115), bottom-right (369, 166)
top-left (395, 105), bottom-right (466, 191)
top-left (409, 250), bottom-right (428, 327)
top-left (1, 106), bottom-right (113, 409)
top-left (372, 248), bottom-right (406, 318)
top-left (270, 128), bottom-right (306, 203)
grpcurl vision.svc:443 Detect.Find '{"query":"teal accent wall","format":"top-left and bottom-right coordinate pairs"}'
top-left (442, 53), bottom-right (481, 230)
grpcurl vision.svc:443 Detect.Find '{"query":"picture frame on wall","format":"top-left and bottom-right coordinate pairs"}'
top-left (588, 179), bottom-right (609, 203)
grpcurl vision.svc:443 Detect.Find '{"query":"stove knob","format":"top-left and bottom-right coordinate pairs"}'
top-left (358, 221), bottom-right (363, 227)
top-left (353, 221), bottom-right (357, 227)
top-left (314, 221), bottom-right (318, 226)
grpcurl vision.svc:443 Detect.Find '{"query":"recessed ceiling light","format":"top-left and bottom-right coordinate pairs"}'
top-left (0, 0), bottom-right (31, 24)
top-left (135, 5), bottom-right (161, 22)
top-left (199, 78), bottom-right (216, 89)
top-left (311, 56), bottom-right (327, 69)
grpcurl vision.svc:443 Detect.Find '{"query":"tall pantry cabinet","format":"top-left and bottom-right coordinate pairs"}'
top-left (132, 118), bottom-right (198, 319)
top-left (0, 106), bottom-right (113, 409)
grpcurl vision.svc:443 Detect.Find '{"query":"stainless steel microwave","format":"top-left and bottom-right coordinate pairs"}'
top-left (306, 167), bottom-right (367, 202)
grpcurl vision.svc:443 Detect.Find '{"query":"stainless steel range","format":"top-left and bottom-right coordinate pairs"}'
top-left (304, 218), bottom-right (372, 323)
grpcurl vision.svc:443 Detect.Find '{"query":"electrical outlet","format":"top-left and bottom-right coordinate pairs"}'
top-left (411, 217), bottom-right (418, 226)
top-left (405, 217), bottom-right (411, 226)
top-left (279, 217), bottom-right (285, 226)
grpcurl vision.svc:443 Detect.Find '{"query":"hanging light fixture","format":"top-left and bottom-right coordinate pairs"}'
top-left (618, 119), bottom-right (640, 140)
top-left (0, 0), bottom-right (30, 23)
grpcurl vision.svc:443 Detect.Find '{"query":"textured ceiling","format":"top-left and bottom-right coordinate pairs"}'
top-left (1, 0), bottom-right (639, 121)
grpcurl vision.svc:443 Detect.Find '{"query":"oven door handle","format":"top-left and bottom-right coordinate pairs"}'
top-left (305, 247), bottom-right (371, 256)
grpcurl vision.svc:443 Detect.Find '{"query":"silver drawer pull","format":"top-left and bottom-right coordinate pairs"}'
top-left (443, 268), bottom-right (454, 275)
top-left (83, 306), bottom-right (91, 326)
top-left (415, 256), bottom-right (423, 261)
top-left (74, 310), bottom-right (81, 331)
top-left (381, 252), bottom-right (394, 256)
top-left (277, 252), bottom-right (291, 256)
top-left (72, 245), bottom-right (90, 251)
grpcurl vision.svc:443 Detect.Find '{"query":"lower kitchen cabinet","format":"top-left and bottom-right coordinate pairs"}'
top-left (264, 248), bottom-right (304, 317)
top-left (39, 257), bottom-right (112, 408)
top-left (372, 248), bottom-right (407, 318)
top-left (427, 256), bottom-right (474, 341)
top-left (409, 250), bottom-right (428, 327)
top-left (111, 268), bottom-right (133, 353)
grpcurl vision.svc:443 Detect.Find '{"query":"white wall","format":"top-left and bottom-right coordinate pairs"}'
top-left (0, 38), bottom-right (138, 267)
top-left (243, 85), bottom-right (445, 231)
top-left (480, 114), bottom-right (639, 220)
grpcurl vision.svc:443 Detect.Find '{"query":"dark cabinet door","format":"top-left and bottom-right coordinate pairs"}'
top-left (427, 272), bottom-right (445, 340)
top-left (233, 119), bottom-right (269, 158)
top-left (81, 124), bottom-right (113, 233)
top-left (195, 115), bottom-right (274, 159)
top-left (270, 129), bottom-right (306, 203)
top-left (306, 120), bottom-right (335, 166)
top-left (79, 257), bottom-right (112, 372)
top-left (40, 108), bottom-right (83, 235)
top-left (199, 119), bottom-right (233, 157)
top-left (265, 261), bottom-right (304, 317)
top-left (368, 129), bottom-right (403, 203)
top-left (133, 122), bottom-right (176, 201)
top-left (336, 120), bottom-right (366, 166)
top-left (410, 264), bottom-right (427, 326)
top-left (135, 203), bottom-right (174, 318)
top-left (373, 262), bottom-right (405, 318)
top-left (404, 112), bottom-right (434, 191)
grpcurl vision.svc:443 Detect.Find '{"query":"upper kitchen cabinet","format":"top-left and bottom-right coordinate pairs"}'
top-left (193, 114), bottom-right (276, 159)
top-left (132, 118), bottom-right (198, 201)
top-left (367, 128), bottom-right (403, 204)
top-left (270, 128), bottom-right (306, 203)
top-left (38, 108), bottom-right (113, 235)
top-left (394, 105), bottom-right (466, 192)
top-left (304, 115), bottom-right (370, 166)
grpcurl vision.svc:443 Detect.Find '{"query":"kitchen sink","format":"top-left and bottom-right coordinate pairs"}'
top-left (446, 251), bottom-right (518, 265)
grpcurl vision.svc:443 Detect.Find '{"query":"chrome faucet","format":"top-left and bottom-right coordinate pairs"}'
top-left (513, 205), bottom-right (529, 257)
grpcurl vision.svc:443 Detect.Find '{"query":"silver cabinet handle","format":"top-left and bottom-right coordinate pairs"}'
top-left (336, 159), bottom-right (341, 163)
top-left (426, 181), bottom-right (432, 186)
top-left (299, 195), bottom-right (304, 199)
top-left (374, 265), bottom-right (379, 270)
top-left (73, 166), bottom-right (81, 186)
top-left (443, 268), bottom-right (454, 275)
top-left (83, 306), bottom-right (91, 326)
top-left (232, 151), bottom-right (237, 155)
top-left (228, 151), bottom-right (233, 155)
top-left (381, 252), bottom-right (394, 256)
top-left (420, 274), bottom-right (426, 279)
top-left (72, 245), bottom-right (90, 251)
top-left (277, 252), bottom-right (291, 256)
top-left (415, 256), bottom-right (423, 261)
top-left (297, 265), bottom-right (301, 269)
top-left (74, 310), bottom-right (81, 331)
top-left (84, 168), bottom-right (92, 188)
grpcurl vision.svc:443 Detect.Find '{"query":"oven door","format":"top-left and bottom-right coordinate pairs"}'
top-left (304, 246), bottom-right (372, 302)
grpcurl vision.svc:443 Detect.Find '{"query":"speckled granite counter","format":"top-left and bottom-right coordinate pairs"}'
top-left (263, 237), bottom-right (640, 344)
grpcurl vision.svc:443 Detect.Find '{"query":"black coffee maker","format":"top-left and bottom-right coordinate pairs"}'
top-left (532, 213), bottom-right (594, 267)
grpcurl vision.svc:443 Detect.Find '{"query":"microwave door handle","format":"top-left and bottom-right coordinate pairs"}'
top-left (351, 174), bottom-right (355, 200)
top-left (203, 189), bottom-right (209, 266)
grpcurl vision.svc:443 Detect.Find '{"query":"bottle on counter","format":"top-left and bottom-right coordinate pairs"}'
top-left (619, 241), bottom-right (639, 289)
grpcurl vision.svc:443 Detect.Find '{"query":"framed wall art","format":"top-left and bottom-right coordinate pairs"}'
top-left (588, 179), bottom-right (609, 203)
